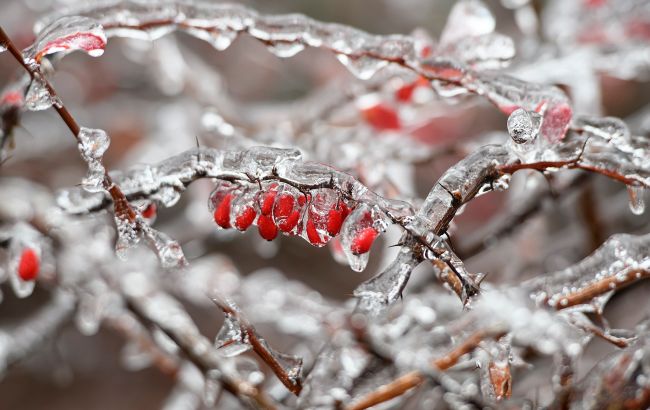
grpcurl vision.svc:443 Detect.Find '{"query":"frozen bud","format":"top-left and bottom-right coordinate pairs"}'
top-left (507, 108), bottom-right (541, 144)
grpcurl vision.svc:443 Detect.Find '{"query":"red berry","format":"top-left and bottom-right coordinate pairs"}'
top-left (361, 103), bottom-right (401, 130)
top-left (141, 203), bottom-right (157, 219)
top-left (350, 227), bottom-right (378, 255)
top-left (257, 214), bottom-right (278, 241)
top-left (260, 189), bottom-right (278, 215)
top-left (213, 193), bottom-right (232, 228)
top-left (273, 194), bottom-right (295, 218)
top-left (18, 248), bottom-right (39, 281)
top-left (395, 81), bottom-right (418, 103)
top-left (234, 206), bottom-right (256, 231)
top-left (326, 208), bottom-right (345, 236)
top-left (306, 218), bottom-right (327, 246)
top-left (278, 210), bottom-right (301, 233)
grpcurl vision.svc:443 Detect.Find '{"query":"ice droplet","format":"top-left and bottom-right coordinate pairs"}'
top-left (214, 313), bottom-right (251, 357)
top-left (336, 54), bottom-right (388, 80)
top-left (25, 78), bottom-right (54, 111)
top-left (340, 204), bottom-right (382, 272)
top-left (75, 294), bottom-right (102, 335)
top-left (183, 28), bottom-right (237, 51)
top-left (507, 108), bottom-right (541, 144)
top-left (78, 127), bottom-right (110, 161)
top-left (266, 41), bottom-right (305, 58)
top-left (627, 185), bottom-right (646, 215)
top-left (81, 161), bottom-right (106, 193)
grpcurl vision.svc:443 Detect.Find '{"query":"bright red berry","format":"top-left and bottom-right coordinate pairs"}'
top-left (361, 103), bottom-right (401, 130)
top-left (326, 208), bottom-right (345, 236)
top-left (260, 189), bottom-right (278, 215)
top-left (213, 193), bottom-right (233, 228)
top-left (278, 210), bottom-right (301, 233)
top-left (306, 218), bottom-right (327, 246)
top-left (257, 214), bottom-right (278, 241)
top-left (141, 203), bottom-right (157, 219)
top-left (18, 248), bottom-right (39, 281)
top-left (274, 194), bottom-right (295, 218)
top-left (350, 227), bottom-right (378, 255)
top-left (234, 206), bottom-right (256, 231)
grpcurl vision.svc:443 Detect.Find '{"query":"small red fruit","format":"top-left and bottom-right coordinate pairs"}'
top-left (361, 103), bottom-right (401, 130)
top-left (273, 194), bottom-right (295, 218)
top-left (141, 203), bottom-right (157, 219)
top-left (257, 214), bottom-right (278, 241)
top-left (18, 248), bottom-right (39, 281)
top-left (260, 189), bottom-right (278, 215)
top-left (278, 210), bottom-right (301, 233)
top-left (326, 208), bottom-right (345, 236)
top-left (213, 193), bottom-right (233, 228)
top-left (234, 206), bottom-right (256, 231)
top-left (306, 218), bottom-right (327, 246)
top-left (350, 227), bottom-right (378, 255)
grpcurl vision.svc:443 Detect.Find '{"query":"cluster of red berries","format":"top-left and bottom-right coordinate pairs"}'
top-left (210, 182), bottom-right (380, 255)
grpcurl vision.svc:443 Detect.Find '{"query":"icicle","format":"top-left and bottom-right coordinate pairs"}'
top-left (183, 28), bottom-right (237, 51)
top-left (143, 227), bottom-right (187, 269)
top-left (353, 246), bottom-right (420, 314)
top-left (627, 185), bottom-right (646, 215)
top-left (214, 313), bottom-right (251, 357)
top-left (340, 204), bottom-right (380, 272)
top-left (266, 42), bottom-right (305, 58)
top-left (336, 54), bottom-right (388, 80)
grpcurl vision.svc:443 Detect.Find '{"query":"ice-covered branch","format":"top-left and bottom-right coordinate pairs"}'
top-left (526, 233), bottom-right (650, 312)
top-left (345, 327), bottom-right (507, 410)
top-left (120, 272), bottom-right (276, 409)
top-left (0, 290), bottom-right (75, 373)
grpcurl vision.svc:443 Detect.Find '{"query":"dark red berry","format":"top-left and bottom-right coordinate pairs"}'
top-left (18, 248), bottom-right (39, 281)
top-left (213, 193), bottom-right (232, 228)
top-left (234, 206), bottom-right (256, 231)
top-left (350, 227), bottom-right (378, 255)
top-left (257, 214), bottom-right (278, 241)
